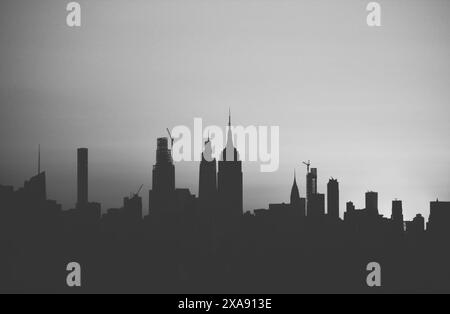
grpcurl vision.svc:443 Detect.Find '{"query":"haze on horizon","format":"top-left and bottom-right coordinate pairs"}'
top-left (1, 0), bottom-right (450, 220)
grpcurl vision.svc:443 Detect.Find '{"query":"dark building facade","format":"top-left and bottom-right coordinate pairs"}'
top-left (23, 172), bottom-right (47, 204)
top-left (344, 201), bottom-right (355, 221)
top-left (306, 167), bottom-right (318, 202)
top-left (149, 137), bottom-right (176, 213)
top-left (217, 113), bottom-right (243, 220)
top-left (365, 191), bottom-right (379, 215)
top-left (75, 148), bottom-right (101, 222)
top-left (77, 148), bottom-right (88, 208)
top-left (123, 194), bottom-right (143, 222)
top-left (198, 137), bottom-right (217, 212)
top-left (406, 214), bottom-right (425, 236)
top-left (391, 200), bottom-right (404, 233)
top-left (290, 171), bottom-right (306, 217)
top-left (427, 200), bottom-right (450, 236)
top-left (327, 178), bottom-right (339, 219)
top-left (308, 193), bottom-right (325, 218)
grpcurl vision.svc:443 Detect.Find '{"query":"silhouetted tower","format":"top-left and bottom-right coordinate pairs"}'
top-left (290, 170), bottom-right (305, 217)
top-left (303, 162), bottom-right (320, 217)
top-left (307, 168), bottom-right (317, 200)
top-left (124, 188), bottom-right (143, 222)
top-left (427, 200), bottom-right (450, 236)
top-left (218, 110), bottom-right (243, 219)
top-left (290, 170), bottom-right (300, 205)
top-left (77, 148), bottom-right (88, 208)
top-left (199, 136), bottom-right (217, 207)
top-left (391, 199), bottom-right (404, 232)
top-left (152, 137), bottom-right (175, 194)
top-left (149, 137), bottom-right (176, 212)
top-left (365, 191), bottom-right (379, 215)
top-left (303, 160), bottom-right (316, 202)
top-left (197, 137), bottom-right (217, 250)
top-left (327, 178), bottom-right (339, 219)
top-left (75, 148), bottom-right (101, 221)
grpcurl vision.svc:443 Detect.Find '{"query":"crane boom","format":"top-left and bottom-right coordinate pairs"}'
top-left (166, 128), bottom-right (174, 149)
top-left (136, 184), bottom-right (143, 196)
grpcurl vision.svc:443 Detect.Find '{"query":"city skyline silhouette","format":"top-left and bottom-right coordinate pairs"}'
top-left (2, 118), bottom-right (446, 222)
top-left (2, 1), bottom-right (450, 221)
top-left (1, 111), bottom-right (450, 293)
top-left (1, 0), bottom-right (450, 294)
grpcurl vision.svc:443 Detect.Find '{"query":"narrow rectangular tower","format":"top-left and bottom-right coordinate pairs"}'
top-left (77, 148), bottom-right (88, 208)
top-left (327, 178), bottom-right (339, 219)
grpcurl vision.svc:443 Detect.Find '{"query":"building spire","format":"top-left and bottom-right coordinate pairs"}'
top-left (222, 109), bottom-right (238, 161)
top-left (290, 168), bottom-right (300, 204)
top-left (226, 108), bottom-right (233, 147)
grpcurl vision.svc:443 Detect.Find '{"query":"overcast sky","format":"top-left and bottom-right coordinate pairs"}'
top-left (1, 0), bottom-right (450, 219)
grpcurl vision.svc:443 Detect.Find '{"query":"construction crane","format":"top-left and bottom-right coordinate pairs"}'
top-left (166, 128), bottom-right (174, 149)
top-left (302, 160), bottom-right (311, 173)
top-left (136, 184), bottom-right (143, 196)
top-left (131, 184), bottom-right (144, 198)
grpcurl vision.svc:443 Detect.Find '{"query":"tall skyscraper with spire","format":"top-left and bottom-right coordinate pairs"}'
top-left (218, 110), bottom-right (243, 220)
top-left (290, 170), bottom-right (306, 217)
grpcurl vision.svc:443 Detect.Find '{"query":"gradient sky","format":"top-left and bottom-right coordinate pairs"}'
top-left (1, 0), bottom-right (449, 220)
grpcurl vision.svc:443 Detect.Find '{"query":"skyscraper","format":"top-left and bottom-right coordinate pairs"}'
top-left (365, 191), bottom-right (379, 215)
top-left (427, 200), bottom-right (450, 236)
top-left (391, 199), bottom-right (404, 232)
top-left (290, 171), bottom-right (306, 217)
top-left (199, 137), bottom-right (217, 210)
top-left (77, 148), bottom-right (88, 208)
top-left (149, 137), bottom-right (176, 212)
top-left (305, 165), bottom-right (321, 218)
top-left (327, 178), bottom-right (339, 219)
top-left (153, 137), bottom-right (175, 194)
top-left (306, 167), bottom-right (318, 201)
top-left (75, 148), bottom-right (101, 222)
top-left (218, 111), bottom-right (243, 219)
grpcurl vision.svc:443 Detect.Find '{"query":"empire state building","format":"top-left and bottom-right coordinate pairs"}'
top-left (217, 111), bottom-right (243, 219)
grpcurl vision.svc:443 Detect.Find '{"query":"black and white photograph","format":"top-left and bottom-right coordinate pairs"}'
top-left (1, 0), bottom-right (450, 299)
